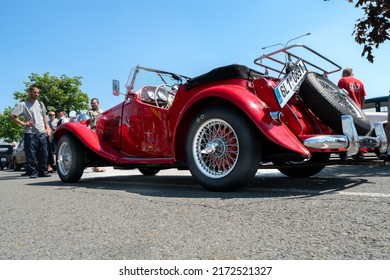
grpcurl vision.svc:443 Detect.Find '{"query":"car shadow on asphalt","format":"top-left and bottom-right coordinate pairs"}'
top-left (66, 176), bottom-right (371, 200)
top-left (2, 164), bottom-right (386, 199)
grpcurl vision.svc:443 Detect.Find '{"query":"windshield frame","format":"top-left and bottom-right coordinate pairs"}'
top-left (126, 66), bottom-right (190, 93)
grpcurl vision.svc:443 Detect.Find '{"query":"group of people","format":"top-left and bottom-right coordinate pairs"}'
top-left (45, 108), bottom-right (70, 172)
top-left (9, 85), bottom-right (104, 178)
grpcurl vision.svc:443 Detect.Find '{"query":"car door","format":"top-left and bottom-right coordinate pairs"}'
top-left (120, 94), bottom-right (172, 158)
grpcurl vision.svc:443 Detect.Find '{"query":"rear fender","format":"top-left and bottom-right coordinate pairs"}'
top-left (174, 85), bottom-right (310, 157)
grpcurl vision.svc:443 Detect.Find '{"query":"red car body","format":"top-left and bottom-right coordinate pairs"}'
top-left (54, 44), bottom-right (387, 191)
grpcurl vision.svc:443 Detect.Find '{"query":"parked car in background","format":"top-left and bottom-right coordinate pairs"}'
top-left (364, 96), bottom-right (388, 113)
top-left (363, 96), bottom-right (388, 128)
top-left (12, 139), bottom-right (26, 171)
top-left (54, 44), bottom-right (387, 192)
top-left (0, 144), bottom-right (13, 170)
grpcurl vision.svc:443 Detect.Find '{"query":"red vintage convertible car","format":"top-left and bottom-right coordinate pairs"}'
top-left (54, 44), bottom-right (387, 191)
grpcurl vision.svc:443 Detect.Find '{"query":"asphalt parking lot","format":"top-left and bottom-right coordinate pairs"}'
top-left (0, 164), bottom-right (389, 260)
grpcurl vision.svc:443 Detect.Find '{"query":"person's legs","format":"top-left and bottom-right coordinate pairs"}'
top-left (24, 133), bottom-right (38, 176)
top-left (378, 94), bottom-right (390, 160)
top-left (385, 94), bottom-right (390, 156)
top-left (47, 138), bottom-right (54, 172)
top-left (384, 124), bottom-right (390, 154)
top-left (36, 133), bottom-right (48, 175)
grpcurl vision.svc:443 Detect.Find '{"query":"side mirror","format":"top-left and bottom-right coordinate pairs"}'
top-left (113, 79), bottom-right (120, 96)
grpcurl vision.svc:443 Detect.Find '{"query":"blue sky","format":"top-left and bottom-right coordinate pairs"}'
top-left (1, 0), bottom-right (389, 113)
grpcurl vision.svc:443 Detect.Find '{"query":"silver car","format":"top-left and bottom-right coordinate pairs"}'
top-left (12, 139), bottom-right (26, 171)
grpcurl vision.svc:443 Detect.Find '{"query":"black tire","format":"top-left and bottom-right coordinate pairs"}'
top-left (57, 134), bottom-right (85, 183)
top-left (300, 72), bottom-right (371, 135)
top-left (138, 168), bottom-right (160, 176)
top-left (277, 153), bottom-right (330, 178)
top-left (185, 107), bottom-right (261, 192)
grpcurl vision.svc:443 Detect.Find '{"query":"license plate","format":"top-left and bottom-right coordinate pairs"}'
top-left (1, 158), bottom-right (6, 162)
top-left (274, 60), bottom-right (307, 108)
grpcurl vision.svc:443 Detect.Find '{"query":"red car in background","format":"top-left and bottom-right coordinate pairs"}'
top-left (54, 44), bottom-right (387, 191)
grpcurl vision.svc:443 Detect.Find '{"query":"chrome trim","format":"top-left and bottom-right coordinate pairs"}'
top-left (374, 122), bottom-right (388, 153)
top-left (254, 44), bottom-right (342, 76)
top-left (303, 135), bottom-right (348, 149)
top-left (270, 111), bottom-right (283, 124)
top-left (303, 115), bottom-right (387, 157)
top-left (341, 115), bottom-right (359, 156)
top-left (201, 142), bottom-right (219, 154)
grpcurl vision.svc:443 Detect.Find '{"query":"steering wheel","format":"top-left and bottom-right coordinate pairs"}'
top-left (154, 84), bottom-right (175, 108)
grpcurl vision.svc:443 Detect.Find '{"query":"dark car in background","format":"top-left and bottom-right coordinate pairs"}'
top-left (0, 144), bottom-right (13, 170)
top-left (364, 96), bottom-right (388, 113)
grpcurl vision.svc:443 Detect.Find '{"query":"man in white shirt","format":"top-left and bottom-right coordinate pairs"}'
top-left (56, 108), bottom-right (69, 126)
top-left (9, 86), bottom-right (52, 178)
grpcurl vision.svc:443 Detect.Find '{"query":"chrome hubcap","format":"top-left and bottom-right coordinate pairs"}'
top-left (57, 142), bottom-right (71, 176)
top-left (318, 79), bottom-right (363, 118)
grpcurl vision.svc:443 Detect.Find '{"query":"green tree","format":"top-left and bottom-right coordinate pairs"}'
top-left (1, 73), bottom-right (90, 142)
top-left (352, 0), bottom-right (389, 63)
top-left (13, 72), bottom-right (90, 114)
top-left (0, 107), bottom-right (24, 142)
top-left (326, 0), bottom-right (389, 63)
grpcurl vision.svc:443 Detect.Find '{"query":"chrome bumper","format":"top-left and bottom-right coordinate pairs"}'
top-left (303, 115), bottom-right (387, 156)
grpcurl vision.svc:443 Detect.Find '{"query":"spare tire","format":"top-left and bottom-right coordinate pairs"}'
top-left (299, 72), bottom-right (371, 135)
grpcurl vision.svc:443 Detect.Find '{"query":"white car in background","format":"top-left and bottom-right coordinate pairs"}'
top-left (363, 96), bottom-right (388, 128)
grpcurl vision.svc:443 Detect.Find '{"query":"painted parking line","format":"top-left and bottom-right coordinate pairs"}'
top-left (336, 191), bottom-right (390, 198)
top-left (260, 188), bottom-right (390, 198)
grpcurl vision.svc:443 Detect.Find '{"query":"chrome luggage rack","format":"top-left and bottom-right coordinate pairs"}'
top-left (254, 44), bottom-right (342, 77)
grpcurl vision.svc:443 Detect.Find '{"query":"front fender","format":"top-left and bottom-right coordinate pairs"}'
top-left (54, 122), bottom-right (101, 151)
top-left (175, 84), bottom-right (310, 156)
top-left (54, 123), bottom-right (122, 163)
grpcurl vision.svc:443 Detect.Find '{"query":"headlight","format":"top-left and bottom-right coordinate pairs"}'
top-left (76, 113), bottom-right (90, 125)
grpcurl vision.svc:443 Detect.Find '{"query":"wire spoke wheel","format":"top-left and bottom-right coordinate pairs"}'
top-left (57, 141), bottom-right (72, 176)
top-left (57, 134), bottom-right (85, 183)
top-left (186, 107), bottom-right (261, 192)
top-left (318, 79), bottom-right (363, 119)
top-left (194, 119), bottom-right (239, 178)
